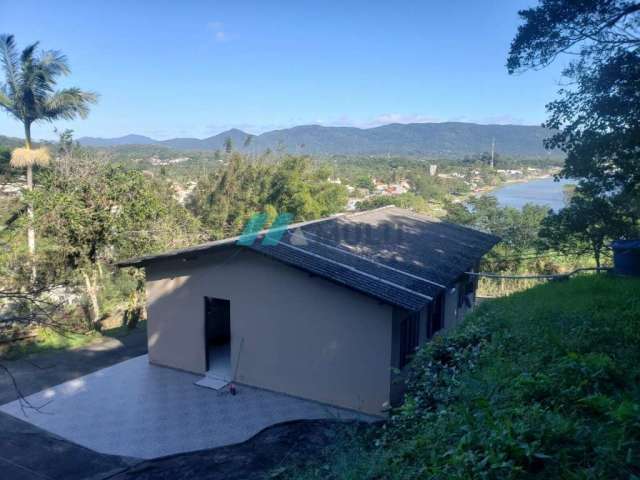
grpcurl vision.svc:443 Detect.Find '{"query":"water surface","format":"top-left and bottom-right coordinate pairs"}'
top-left (491, 177), bottom-right (572, 211)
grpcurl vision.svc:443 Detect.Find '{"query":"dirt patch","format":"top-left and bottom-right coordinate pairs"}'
top-left (108, 419), bottom-right (379, 480)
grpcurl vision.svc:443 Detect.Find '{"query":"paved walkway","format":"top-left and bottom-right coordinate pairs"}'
top-left (0, 327), bottom-right (147, 405)
top-left (0, 412), bottom-right (134, 480)
top-left (0, 326), bottom-right (148, 479)
top-left (1, 354), bottom-right (373, 459)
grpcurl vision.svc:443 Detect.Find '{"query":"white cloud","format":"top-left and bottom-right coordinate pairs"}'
top-left (207, 21), bottom-right (229, 43)
top-left (316, 112), bottom-right (531, 129)
top-left (316, 113), bottom-right (441, 129)
top-left (449, 114), bottom-right (528, 125)
top-left (479, 114), bottom-right (528, 125)
top-left (366, 113), bottom-right (441, 127)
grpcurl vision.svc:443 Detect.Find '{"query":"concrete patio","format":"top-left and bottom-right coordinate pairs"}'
top-left (0, 354), bottom-right (372, 459)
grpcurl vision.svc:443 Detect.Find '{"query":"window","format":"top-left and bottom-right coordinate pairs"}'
top-left (399, 312), bottom-right (420, 368)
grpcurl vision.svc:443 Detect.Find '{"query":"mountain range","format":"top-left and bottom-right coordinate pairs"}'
top-left (79, 122), bottom-right (557, 158)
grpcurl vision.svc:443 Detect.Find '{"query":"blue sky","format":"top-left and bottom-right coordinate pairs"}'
top-left (0, 0), bottom-right (565, 140)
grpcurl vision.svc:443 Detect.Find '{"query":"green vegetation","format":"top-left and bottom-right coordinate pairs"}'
top-left (1, 321), bottom-right (146, 360)
top-left (1, 327), bottom-right (99, 360)
top-left (189, 154), bottom-right (347, 239)
top-left (0, 133), bottom-right (353, 338)
top-left (286, 274), bottom-right (640, 479)
top-left (508, 0), bottom-right (640, 262)
top-left (443, 195), bottom-right (597, 296)
top-left (0, 34), bottom-right (98, 282)
top-left (539, 191), bottom-right (628, 268)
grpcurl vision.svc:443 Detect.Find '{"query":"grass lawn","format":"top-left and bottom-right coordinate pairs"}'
top-left (1, 321), bottom-right (146, 360)
top-left (285, 274), bottom-right (640, 479)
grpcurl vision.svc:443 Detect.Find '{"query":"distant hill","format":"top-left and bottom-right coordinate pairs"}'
top-left (0, 135), bottom-right (26, 149)
top-left (76, 134), bottom-right (159, 148)
top-left (77, 122), bottom-right (559, 158)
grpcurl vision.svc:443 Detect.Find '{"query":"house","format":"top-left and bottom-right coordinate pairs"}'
top-left (118, 206), bottom-right (499, 416)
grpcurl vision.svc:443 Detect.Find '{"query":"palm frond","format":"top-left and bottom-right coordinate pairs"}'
top-left (19, 42), bottom-right (39, 64)
top-left (0, 34), bottom-right (19, 96)
top-left (43, 88), bottom-right (98, 120)
top-left (0, 36), bottom-right (96, 124)
top-left (0, 88), bottom-right (18, 118)
top-left (19, 56), bottom-right (52, 117)
top-left (39, 49), bottom-right (69, 82)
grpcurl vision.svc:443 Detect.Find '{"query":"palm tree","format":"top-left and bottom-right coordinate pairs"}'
top-left (0, 34), bottom-right (97, 280)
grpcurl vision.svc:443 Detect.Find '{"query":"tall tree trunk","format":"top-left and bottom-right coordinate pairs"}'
top-left (82, 269), bottom-right (101, 329)
top-left (593, 243), bottom-right (601, 269)
top-left (24, 122), bottom-right (36, 283)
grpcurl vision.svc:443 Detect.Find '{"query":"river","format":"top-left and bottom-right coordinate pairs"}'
top-left (490, 177), bottom-right (572, 211)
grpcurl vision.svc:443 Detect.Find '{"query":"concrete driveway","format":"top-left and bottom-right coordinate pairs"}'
top-left (0, 327), bottom-right (147, 405)
top-left (0, 355), bottom-right (371, 459)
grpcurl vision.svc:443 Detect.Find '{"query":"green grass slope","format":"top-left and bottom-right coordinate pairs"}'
top-left (288, 275), bottom-right (640, 479)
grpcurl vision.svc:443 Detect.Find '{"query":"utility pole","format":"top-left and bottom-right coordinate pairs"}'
top-left (490, 137), bottom-right (495, 169)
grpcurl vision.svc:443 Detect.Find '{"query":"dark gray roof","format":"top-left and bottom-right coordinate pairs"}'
top-left (118, 206), bottom-right (500, 311)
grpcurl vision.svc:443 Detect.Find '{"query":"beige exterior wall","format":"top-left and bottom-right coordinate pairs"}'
top-left (145, 248), bottom-right (394, 415)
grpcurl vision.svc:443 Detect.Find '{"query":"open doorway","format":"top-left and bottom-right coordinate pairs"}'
top-left (202, 297), bottom-right (231, 386)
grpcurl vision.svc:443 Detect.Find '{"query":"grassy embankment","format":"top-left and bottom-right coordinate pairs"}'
top-left (285, 274), bottom-right (640, 479)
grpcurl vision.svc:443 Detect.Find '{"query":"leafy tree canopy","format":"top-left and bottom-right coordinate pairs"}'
top-left (189, 154), bottom-right (348, 239)
top-left (539, 188), bottom-right (627, 267)
top-left (508, 0), bottom-right (640, 242)
top-left (28, 156), bottom-right (202, 274)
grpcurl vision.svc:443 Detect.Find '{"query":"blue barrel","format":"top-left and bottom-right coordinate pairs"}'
top-left (611, 240), bottom-right (640, 276)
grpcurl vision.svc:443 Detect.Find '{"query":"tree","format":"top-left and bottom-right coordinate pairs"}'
top-left (29, 150), bottom-right (202, 327)
top-left (412, 175), bottom-right (447, 202)
top-left (357, 192), bottom-right (427, 212)
top-left (0, 34), bottom-right (97, 280)
top-left (355, 175), bottom-right (375, 192)
top-left (444, 196), bottom-right (550, 273)
top-left (266, 156), bottom-right (347, 220)
top-left (507, 1), bottom-right (640, 234)
top-left (189, 154), bottom-right (348, 238)
top-left (538, 192), bottom-right (625, 268)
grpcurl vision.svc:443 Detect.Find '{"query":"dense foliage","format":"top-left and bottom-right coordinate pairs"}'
top-left (444, 196), bottom-right (570, 274)
top-left (508, 0), bottom-right (640, 244)
top-left (539, 188), bottom-right (628, 267)
top-left (188, 154), bottom-right (348, 238)
top-left (288, 275), bottom-right (640, 479)
top-left (1, 145), bottom-right (202, 326)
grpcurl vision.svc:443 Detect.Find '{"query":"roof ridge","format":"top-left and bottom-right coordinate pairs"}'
top-left (343, 204), bottom-right (397, 219)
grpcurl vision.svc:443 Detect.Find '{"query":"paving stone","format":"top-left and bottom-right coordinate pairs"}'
top-left (0, 355), bottom-right (373, 459)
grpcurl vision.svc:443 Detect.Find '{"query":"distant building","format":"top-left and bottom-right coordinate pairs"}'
top-left (429, 164), bottom-right (438, 176)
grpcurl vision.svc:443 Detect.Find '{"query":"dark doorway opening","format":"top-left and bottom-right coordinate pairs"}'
top-left (204, 297), bottom-right (231, 378)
